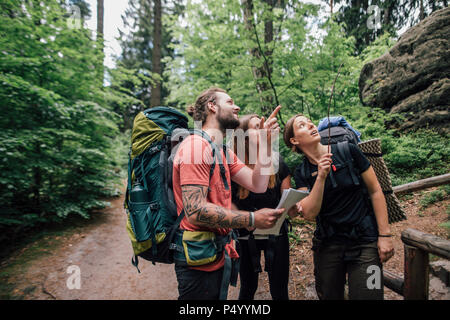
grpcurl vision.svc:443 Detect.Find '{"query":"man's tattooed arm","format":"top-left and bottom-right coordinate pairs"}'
top-left (181, 185), bottom-right (250, 229)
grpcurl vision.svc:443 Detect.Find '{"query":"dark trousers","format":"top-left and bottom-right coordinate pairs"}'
top-left (312, 239), bottom-right (383, 300)
top-left (237, 233), bottom-right (290, 300)
top-left (174, 264), bottom-right (224, 300)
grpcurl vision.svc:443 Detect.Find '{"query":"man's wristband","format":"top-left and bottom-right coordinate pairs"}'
top-left (249, 211), bottom-right (255, 228)
top-left (378, 234), bottom-right (392, 237)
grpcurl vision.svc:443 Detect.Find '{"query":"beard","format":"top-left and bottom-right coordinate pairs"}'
top-left (217, 107), bottom-right (240, 131)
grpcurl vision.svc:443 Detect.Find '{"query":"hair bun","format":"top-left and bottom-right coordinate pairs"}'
top-left (186, 104), bottom-right (195, 117)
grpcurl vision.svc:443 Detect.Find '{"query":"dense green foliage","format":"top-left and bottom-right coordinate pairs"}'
top-left (0, 0), bottom-right (128, 241)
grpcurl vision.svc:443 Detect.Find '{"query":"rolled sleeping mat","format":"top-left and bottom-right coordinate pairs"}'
top-left (358, 139), bottom-right (407, 224)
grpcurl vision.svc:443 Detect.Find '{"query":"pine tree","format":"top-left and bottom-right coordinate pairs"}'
top-left (116, 0), bottom-right (183, 129)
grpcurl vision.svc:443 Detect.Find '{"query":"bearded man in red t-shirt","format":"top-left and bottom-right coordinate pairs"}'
top-left (172, 87), bottom-right (284, 300)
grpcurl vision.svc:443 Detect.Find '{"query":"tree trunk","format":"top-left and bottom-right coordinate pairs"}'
top-left (97, 0), bottom-right (104, 83)
top-left (242, 0), bottom-right (259, 62)
top-left (262, 0), bottom-right (274, 116)
top-left (419, 0), bottom-right (425, 20)
top-left (362, 0), bottom-right (370, 46)
top-left (150, 0), bottom-right (162, 107)
top-left (383, 1), bottom-right (396, 35)
top-left (242, 0), bottom-right (281, 117)
top-left (242, 0), bottom-right (268, 112)
top-left (384, 3), bottom-right (390, 25)
top-left (97, 0), bottom-right (104, 38)
top-left (330, 0), bottom-right (333, 14)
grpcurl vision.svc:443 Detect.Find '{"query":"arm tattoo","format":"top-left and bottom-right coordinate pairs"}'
top-left (181, 185), bottom-right (250, 228)
top-left (181, 185), bottom-right (208, 217)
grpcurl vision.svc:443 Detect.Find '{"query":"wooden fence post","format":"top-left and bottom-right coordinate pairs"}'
top-left (403, 244), bottom-right (429, 300)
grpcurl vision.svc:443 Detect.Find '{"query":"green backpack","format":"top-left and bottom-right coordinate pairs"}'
top-left (124, 106), bottom-right (188, 271)
top-left (124, 106), bottom-right (231, 272)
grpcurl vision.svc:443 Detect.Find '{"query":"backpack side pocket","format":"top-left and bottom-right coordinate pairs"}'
top-left (128, 200), bottom-right (159, 243)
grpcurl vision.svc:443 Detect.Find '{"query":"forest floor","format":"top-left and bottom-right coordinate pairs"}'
top-left (0, 185), bottom-right (448, 300)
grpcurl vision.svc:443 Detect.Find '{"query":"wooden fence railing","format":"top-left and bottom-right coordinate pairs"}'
top-left (383, 174), bottom-right (450, 299)
top-left (383, 228), bottom-right (450, 300)
top-left (392, 173), bottom-right (450, 195)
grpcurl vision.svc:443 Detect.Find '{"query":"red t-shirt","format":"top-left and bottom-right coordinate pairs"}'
top-left (172, 134), bottom-right (245, 271)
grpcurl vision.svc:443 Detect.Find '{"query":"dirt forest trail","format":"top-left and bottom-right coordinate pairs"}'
top-left (2, 189), bottom-right (270, 300)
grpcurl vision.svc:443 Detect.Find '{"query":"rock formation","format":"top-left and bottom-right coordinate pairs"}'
top-left (359, 7), bottom-right (449, 134)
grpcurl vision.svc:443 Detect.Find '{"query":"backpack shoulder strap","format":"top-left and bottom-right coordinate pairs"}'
top-left (336, 141), bottom-right (360, 186)
top-left (214, 144), bottom-right (229, 190)
top-left (190, 129), bottom-right (229, 190)
top-left (300, 159), bottom-right (312, 191)
top-left (220, 144), bottom-right (230, 190)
